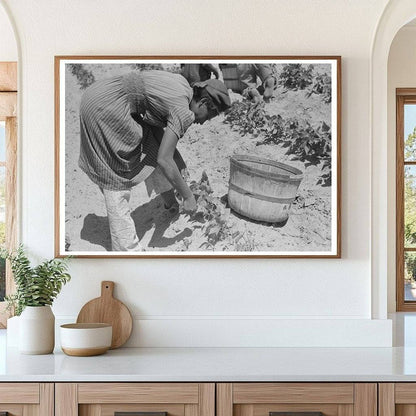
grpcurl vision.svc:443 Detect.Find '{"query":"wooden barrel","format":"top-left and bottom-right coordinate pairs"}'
top-left (228, 155), bottom-right (303, 223)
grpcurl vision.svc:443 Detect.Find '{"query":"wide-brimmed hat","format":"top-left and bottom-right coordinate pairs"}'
top-left (194, 79), bottom-right (231, 113)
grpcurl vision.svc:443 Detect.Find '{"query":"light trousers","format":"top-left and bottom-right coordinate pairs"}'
top-left (102, 167), bottom-right (173, 251)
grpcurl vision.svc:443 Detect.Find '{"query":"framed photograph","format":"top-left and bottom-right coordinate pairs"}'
top-left (55, 56), bottom-right (341, 258)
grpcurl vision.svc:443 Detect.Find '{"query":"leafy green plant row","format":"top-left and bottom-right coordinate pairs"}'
top-left (278, 64), bottom-right (332, 103)
top-left (278, 64), bottom-right (315, 90)
top-left (224, 101), bottom-right (332, 186)
top-left (305, 73), bottom-right (332, 104)
top-left (68, 64), bottom-right (95, 90)
top-left (187, 172), bottom-right (255, 250)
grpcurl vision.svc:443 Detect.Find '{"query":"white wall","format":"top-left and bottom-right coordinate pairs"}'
top-left (387, 25), bottom-right (416, 312)
top-left (0, 0), bottom-right (393, 346)
top-left (0, 3), bottom-right (17, 61)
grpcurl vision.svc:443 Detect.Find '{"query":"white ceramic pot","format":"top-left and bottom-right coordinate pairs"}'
top-left (19, 306), bottom-right (55, 354)
top-left (6, 315), bottom-right (20, 347)
top-left (60, 323), bottom-right (112, 356)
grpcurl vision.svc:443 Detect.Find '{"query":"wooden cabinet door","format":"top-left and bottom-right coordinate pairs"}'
top-left (55, 383), bottom-right (215, 416)
top-left (379, 383), bottom-right (416, 416)
top-left (0, 383), bottom-right (53, 416)
top-left (217, 383), bottom-right (377, 416)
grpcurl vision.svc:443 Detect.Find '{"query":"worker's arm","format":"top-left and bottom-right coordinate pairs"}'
top-left (157, 128), bottom-right (196, 213)
top-left (204, 64), bottom-right (220, 79)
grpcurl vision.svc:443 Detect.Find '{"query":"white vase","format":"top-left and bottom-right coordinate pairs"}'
top-left (6, 315), bottom-right (20, 347)
top-left (19, 306), bottom-right (55, 354)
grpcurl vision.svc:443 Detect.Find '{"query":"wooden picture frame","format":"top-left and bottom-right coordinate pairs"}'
top-left (55, 56), bottom-right (341, 258)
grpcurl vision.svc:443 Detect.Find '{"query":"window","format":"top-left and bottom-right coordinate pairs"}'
top-left (0, 62), bottom-right (17, 327)
top-left (397, 89), bottom-right (416, 310)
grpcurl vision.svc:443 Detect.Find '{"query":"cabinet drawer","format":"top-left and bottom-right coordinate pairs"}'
top-left (0, 383), bottom-right (39, 404)
top-left (78, 383), bottom-right (200, 404)
top-left (56, 383), bottom-right (215, 416)
top-left (217, 383), bottom-right (376, 416)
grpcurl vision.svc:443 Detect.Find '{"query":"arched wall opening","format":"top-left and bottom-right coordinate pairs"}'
top-left (0, 0), bottom-right (20, 328)
top-left (371, 0), bottom-right (416, 319)
top-left (387, 19), bottom-right (416, 313)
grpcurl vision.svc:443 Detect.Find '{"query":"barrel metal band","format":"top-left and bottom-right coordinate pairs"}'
top-left (229, 183), bottom-right (296, 204)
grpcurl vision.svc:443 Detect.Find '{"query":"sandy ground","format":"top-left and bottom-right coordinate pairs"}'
top-left (64, 65), bottom-right (333, 253)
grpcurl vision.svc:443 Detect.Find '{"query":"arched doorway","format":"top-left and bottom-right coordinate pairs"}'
top-left (0, 0), bottom-right (18, 327)
top-left (371, 0), bottom-right (416, 319)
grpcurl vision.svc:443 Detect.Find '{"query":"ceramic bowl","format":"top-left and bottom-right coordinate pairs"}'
top-left (60, 323), bottom-right (112, 356)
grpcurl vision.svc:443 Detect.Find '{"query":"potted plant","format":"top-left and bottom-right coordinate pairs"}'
top-left (1, 245), bottom-right (71, 354)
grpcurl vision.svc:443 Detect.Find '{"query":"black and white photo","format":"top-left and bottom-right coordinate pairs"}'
top-left (55, 57), bottom-right (341, 257)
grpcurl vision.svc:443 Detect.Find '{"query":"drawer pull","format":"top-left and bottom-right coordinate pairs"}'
top-left (270, 413), bottom-right (324, 416)
top-left (115, 413), bottom-right (167, 416)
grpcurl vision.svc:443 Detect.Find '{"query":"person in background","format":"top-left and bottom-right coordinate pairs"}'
top-left (220, 63), bottom-right (277, 103)
top-left (79, 70), bottom-right (231, 251)
top-left (181, 63), bottom-right (220, 86)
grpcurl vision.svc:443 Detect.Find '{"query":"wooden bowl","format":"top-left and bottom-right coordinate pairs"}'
top-left (60, 323), bottom-right (112, 356)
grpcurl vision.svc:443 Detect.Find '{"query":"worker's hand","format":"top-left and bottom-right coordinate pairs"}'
top-left (181, 168), bottom-right (190, 181)
top-left (263, 76), bottom-right (276, 102)
top-left (183, 194), bottom-right (197, 214)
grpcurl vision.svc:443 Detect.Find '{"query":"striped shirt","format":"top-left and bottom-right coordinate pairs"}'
top-left (78, 70), bottom-right (194, 190)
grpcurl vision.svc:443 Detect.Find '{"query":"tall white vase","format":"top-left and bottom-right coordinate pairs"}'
top-left (19, 306), bottom-right (55, 354)
top-left (6, 315), bottom-right (20, 347)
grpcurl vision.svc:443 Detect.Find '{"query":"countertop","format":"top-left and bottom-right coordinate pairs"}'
top-left (2, 329), bottom-right (416, 382)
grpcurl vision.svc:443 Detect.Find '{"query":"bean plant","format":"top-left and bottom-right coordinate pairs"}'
top-left (278, 64), bottom-right (314, 90)
top-left (68, 64), bottom-right (95, 89)
top-left (224, 101), bottom-right (332, 186)
top-left (188, 172), bottom-right (255, 250)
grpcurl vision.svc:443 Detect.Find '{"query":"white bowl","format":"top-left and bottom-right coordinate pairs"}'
top-left (60, 323), bottom-right (112, 356)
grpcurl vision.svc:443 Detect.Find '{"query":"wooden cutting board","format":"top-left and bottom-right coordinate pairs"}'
top-left (76, 281), bottom-right (133, 349)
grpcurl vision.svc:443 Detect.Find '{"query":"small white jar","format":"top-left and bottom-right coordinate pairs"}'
top-left (19, 306), bottom-right (55, 354)
top-left (6, 315), bottom-right (20, 347)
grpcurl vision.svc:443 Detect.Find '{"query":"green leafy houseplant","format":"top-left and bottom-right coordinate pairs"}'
top-left (1, 245), bottom-right (71, 316)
